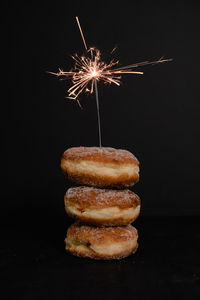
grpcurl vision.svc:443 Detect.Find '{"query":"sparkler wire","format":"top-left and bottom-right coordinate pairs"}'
top-left (94, 79), bottom-right (102, 147)
top-left (76, 16), bottom-right (102, 147)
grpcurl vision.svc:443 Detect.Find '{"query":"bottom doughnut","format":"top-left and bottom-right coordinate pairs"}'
top-left (65, 223), bottom-right (138, 260)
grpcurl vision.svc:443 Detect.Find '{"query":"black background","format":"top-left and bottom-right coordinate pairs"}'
top-left (2, 1), bottom-right (200, 299)
top-left (3, 0), bottom-right (200, 218)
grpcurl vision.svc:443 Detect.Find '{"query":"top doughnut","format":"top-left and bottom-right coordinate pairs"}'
top-left (61, 147), bottom-right (139, 188)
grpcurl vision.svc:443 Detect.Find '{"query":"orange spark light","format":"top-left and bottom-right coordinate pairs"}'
top-left (49, 16), bottom-right (172, 107)
top-left (49, 46), bottom-right (172, 107)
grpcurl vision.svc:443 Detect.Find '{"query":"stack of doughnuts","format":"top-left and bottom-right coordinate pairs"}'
top-left (61, 147), bottom-right (140, 260)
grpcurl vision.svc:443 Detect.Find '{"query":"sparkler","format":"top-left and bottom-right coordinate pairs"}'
top-left (49, 17), bottom-right (172, 147)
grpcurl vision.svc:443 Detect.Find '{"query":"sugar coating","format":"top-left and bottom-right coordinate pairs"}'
top-left (62, 147), bottom-right (139, 164)
top-left (65, 224), bottom-right (139, 259)
top-left (68, 223), bottom-right (138, 244)
top-left (66, 186), bottom-right (140, 208)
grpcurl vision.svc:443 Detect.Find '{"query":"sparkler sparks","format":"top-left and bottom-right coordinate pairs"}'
top-left (49, 47), bottom-right (171, 107)
top-left (49, 16), bottom-right (172, 147)
top-left (49, 17), bottom-right (172, 108)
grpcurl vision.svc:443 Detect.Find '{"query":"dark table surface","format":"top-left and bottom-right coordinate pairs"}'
top-left (1, 215), bottom-right (200, 300)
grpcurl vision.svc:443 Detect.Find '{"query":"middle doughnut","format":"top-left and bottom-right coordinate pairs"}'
top-left (64, 186), bottom-right (141, 226)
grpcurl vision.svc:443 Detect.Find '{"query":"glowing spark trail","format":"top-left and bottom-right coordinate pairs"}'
top-left (49, 47), bottom-right (172, 104)
top-left (75, 16), bottom-right (87, 50)
top-left (49, 17), bottom-right (172, 146)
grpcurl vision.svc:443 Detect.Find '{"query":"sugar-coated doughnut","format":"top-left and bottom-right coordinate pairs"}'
top-left (65, 223), bottom-right (138, 260)
top-left (61, 147), bottom-right (139, 188)
top-left (64, 186), bottom-right (141, 226)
